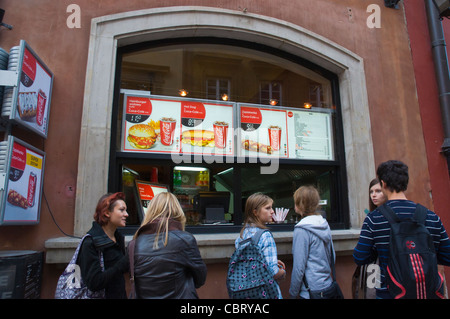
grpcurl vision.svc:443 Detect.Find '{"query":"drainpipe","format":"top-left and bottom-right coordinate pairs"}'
top-left (425, 0), bottom-right (450, 176)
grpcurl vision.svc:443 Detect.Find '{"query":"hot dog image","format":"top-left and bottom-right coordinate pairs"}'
top-left (242, 139), bottom-right (273, 154)
top-left (7, 190), bottom-right (28, 209)
top-left (182, 130), bottom-right (215, 147)
top-left (127, 124), bottom-right (157, 149)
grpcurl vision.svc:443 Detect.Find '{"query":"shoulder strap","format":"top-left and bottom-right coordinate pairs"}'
top-left (378, 203), bottom-right (400, 224)
top-left (128, 239), bottom-right (136, 299)
top-left (413, 203), bottom-right (428, 225)
top-left (251, 228), bottom-right (270, 245)
top-left (238, 228), bottom-right (270, 247)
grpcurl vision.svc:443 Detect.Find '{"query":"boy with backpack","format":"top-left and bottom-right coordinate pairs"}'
top-left (353, 160), bottom-right (450, 299)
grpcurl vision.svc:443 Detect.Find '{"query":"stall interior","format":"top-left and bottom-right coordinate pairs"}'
top-left (121, 163), bottom-right (333, 227)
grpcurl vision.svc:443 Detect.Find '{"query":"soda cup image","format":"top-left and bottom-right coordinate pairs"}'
top-left (36, 89), bottom-right (47, 126)
top-left (160, 117), bottom-right (177, 146)
top-left (213, 121), bottom-right (228, 149)
top-left (268, 126), bottom-right (282, 151)
top-left (27, 172), bottom-right (37, 208)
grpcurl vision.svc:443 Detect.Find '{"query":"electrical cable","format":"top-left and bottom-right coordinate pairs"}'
top-left (43, 191), bottom-right (81, 239)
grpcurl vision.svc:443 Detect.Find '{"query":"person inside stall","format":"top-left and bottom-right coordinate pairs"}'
top-left (77, 192), bottom-right (130, 299)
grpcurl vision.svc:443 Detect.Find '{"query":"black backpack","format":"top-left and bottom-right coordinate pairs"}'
top-left (378, 203), bottom-right (444, 299)
top-left (226, 229), bottom-right (279, 299)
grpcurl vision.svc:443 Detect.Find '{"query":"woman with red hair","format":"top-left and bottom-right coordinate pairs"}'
top-left (77, 192), bottom-right (129, 298)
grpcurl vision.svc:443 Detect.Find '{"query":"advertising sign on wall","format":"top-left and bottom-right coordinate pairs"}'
top-left (0, 136), bottom-right (45, 225)
top-left (3, 40), bottom-right (54, 138)
top-left (121, 95), bottom-right (234, 156)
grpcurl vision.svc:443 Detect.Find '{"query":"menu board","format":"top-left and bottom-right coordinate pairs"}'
top-left (0, 137), bottom-right (45, 225)
top-left (238, 104), bottom-right (334, 161)
top-left (238, 104), bottom-right (289, 158)
top-left (9, 40), bottom-right (54, 138)
top-left (287, 109), bottom-right (334, 160)
top-left (122, 95), bottom-right (234, 156)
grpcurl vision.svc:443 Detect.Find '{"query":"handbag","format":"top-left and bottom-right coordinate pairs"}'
top-left (303, 239), bottom-right (344, 299)
top-left (54, 234), bottom-right (105, 299)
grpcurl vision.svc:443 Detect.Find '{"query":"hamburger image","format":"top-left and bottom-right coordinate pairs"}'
top-left (182, 130), bottom-right (215, 147)
top-left (127, 124), bottom-right (157, 149)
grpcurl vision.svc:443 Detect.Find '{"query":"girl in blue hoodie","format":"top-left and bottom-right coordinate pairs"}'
top-left (289, 186), bottom-right (337, 299)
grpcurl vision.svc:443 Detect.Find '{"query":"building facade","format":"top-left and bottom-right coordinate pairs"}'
top-left (0, 0), bottom-right (449, 299)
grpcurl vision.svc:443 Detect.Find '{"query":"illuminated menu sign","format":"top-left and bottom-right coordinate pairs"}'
top-left (121, 95), bottom-right (234, 156)
top-left (121, 95), bottom-right (334, 161)
top-left (287, 109), bottom-right (334, 161)
top-left (239, 105), bottom-right (289, 158)
top-left (7, 40), bottom-right (54, 138)
top-left (0, 136), bottom-right (45, 225)
top-left (238, 103), bottom-right (334, 161)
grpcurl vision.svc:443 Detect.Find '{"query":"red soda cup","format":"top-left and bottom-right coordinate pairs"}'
top-left (213, 121), bottom-right (228, 149)
top-left (160, 117), bottom-right (177, 146)
top-left (27, 172), bottom-right (37, 207)
top-left (268, 126), bottom-right (282, 151)
top-left (36, 89), bottom-right (46, 126)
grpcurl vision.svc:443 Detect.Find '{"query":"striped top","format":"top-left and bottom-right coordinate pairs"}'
top-left (353, 200), bottom-right (450, 292)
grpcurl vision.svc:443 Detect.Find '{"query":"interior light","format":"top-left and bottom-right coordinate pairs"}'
top-left (221, 94), bottom-right (229, 101)
top-left (179, 89), bottom-right (188, 97)
top-left (269, 99), bottom-right (278, 106)
top-left (304, 103), bottom-right (312, 109)
top-left (174, 166), bottom-right (208, 172)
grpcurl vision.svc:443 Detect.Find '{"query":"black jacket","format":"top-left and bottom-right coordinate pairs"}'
top-left (77, 222), bottom-right (129, 299)
top-left (133, 220), bottom-right (207, 298)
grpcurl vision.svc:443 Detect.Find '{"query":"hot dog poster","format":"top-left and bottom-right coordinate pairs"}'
top-left (121, 95), bottom-right (234, 156)
top-left (238, 105), bottom-right (289, 158)
top-left (0, 137), bottom-right (45, 225)
top-left (10, 40), bottom-right (54, 138)
top-left (180, 100), bottom-right (234, 156)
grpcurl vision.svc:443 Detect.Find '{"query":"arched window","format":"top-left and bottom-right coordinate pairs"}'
top-left (109, 38), bottom-right (348, 233)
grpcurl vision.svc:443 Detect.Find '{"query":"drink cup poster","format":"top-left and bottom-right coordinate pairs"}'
top-left (9, 40), bottom-right (54, 138)
top-left (180, 100), bottom-right (234, 156)
top-left (122, 95), bottom-right (182, 153)
top-left (238, 104), bottom-right (288, 158)
top-left (0, 137), bottom-right (45, 225)
top-left (122, 95), bottom-right (234, 156)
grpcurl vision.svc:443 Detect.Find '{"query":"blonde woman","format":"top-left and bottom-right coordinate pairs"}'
top-left (130, 192), bottom-right (206, 299)
top-left (235, 192), bottom-right (286, 299)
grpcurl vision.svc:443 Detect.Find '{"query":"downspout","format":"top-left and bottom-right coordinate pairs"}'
top-left (425, 0), bottom-right (450, 176)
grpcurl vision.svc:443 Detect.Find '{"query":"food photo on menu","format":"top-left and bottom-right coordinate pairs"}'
top-left (122, 96), bottom-right (182, 153)
top-left (122, 95), bottom-right (234, 156)
top-left (239, 105), bottom-right (288, 158)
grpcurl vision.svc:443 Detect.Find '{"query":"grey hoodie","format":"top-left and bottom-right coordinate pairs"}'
top-left (289, 214), bottom-right (334, 299)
